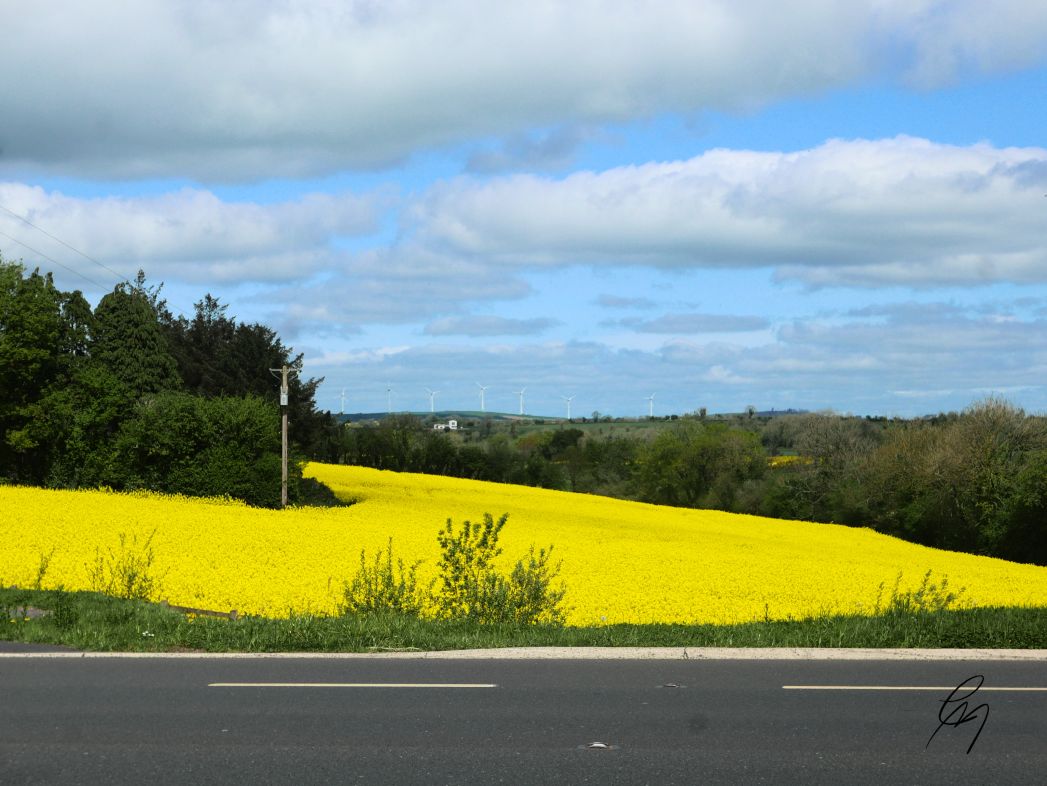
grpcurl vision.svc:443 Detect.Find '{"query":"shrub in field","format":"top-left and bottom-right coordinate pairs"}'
top-left (86, 530), bottom-right (162, 601)
top-left (433, 513), bottom-right (566, 625)
top-left (342, 512), bottom-right (567, 625)
top-left (33, 548), bottom-right (54, 590)
top-left (874, 569), bottom-right (966, 615)
top-left (433, 512), bottom-right (507, 621)
top-left (50, 587), bottom-right (78, 629)
top-left (499, 544), bottom-right (567, 625)
top-left (342, 538), bottom-right (425, 617)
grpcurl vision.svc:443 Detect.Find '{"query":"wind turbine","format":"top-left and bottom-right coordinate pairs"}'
top-left (425, 387), bottom-right (439, 413)
top-left (561, 395), bottom-right (575, 420)
top-left (646, 393), bottom-right (656, 418)
top-left (477, 383), bottom-right (489, 413)
top-left (340, 388), bottom-right (347, 415)
top-left (385, 384), bottom-right (393, 415)
top-left (516, 388), bottom-right (526, 416)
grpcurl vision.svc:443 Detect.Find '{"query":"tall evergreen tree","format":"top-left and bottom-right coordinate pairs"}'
top-left (163, 295), bottom-right (328, 452)
top-left (90, 274), bottom-right (180, 398)
top-left (0, 258), bottom-right (84, 481)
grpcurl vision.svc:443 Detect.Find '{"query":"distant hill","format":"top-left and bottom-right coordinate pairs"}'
top-left (331, 411), bottom-right (551, 424)
top-left (330, 408), bottom-right (810, 426)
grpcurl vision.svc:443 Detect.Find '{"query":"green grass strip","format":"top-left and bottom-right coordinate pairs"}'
top-left (3, 587), bottom-right (1046, 653)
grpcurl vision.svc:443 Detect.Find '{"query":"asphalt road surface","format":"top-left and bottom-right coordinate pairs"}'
top-left (1, 654), bottom-right (1044, 785)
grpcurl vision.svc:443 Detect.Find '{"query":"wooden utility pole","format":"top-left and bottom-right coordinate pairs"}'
top-left (281, 398), bottom-right (288, 507)
top-left (270, 364), bottom-right (294, 508)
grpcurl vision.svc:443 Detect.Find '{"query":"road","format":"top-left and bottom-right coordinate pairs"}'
top-left (0, 653), bottom-right (1044, 784)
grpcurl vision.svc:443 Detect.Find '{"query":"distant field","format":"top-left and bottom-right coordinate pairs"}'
top-left (3, 464), bottom-right (1046, 625)
top-left (340, 411), bottom-right (694, 441)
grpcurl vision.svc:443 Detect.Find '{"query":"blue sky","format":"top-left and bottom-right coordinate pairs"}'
top-left (2, 1), bottom-right (1047, 418)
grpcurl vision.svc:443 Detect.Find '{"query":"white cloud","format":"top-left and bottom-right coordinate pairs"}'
top-left (7, 136), bottom-right (1047, 346)
top-left (293, 293), bottom-right (1047, 418)
top-left (424, 315), bottom-right (559, 336)
top-left (703, 364), bottom-right (752, 385)
top-left (0, 182), bottom-right (379, 288)
top-left (465, 126), bottom-right (599, 174)
top-left (618, 312), bottom-right (769, 333)
top-left (899, 1), bottom-right (1047, 86)
top-left (407, 137), bottom-right (1047, 287)
top-left (262, 245), bottom-right (533, 337)
top-left (305, 301), bottom-right (1047, 417)
top-left (308, 346), bottom-right (410, 367)
top-left (3, 2), bottom-right (1047, 179)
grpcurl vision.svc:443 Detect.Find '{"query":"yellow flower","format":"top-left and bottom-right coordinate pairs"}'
top-left (2, 463), bottom-right (1045, 625)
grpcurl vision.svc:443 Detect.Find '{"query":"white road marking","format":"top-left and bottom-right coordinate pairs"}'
top-left (208, 682), bottom-right (497, 688)
top-left (783, 685), bottom-right (1047, 691)
top-left (2, 647), bottom-right (1047, 661)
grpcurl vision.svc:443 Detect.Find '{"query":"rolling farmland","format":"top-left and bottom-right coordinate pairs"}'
top-left (3, 463), bottom-right (1046, 625)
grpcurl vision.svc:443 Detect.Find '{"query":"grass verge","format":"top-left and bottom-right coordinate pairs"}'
top-left (3, 587), bottom-right (1046, 652)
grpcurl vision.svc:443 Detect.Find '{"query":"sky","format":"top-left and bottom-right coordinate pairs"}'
top-left (2, 1), bottom-right (1047, 419)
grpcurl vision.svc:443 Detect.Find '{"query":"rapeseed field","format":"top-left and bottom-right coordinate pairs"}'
top-left (3, 462), bottom-right (1047, 625)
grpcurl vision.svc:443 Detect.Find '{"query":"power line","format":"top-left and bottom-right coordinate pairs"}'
top-left (0, 202), bottom-right (128, 286)
top-left (0, 229), bottom-right (111, 294)
top-left (0, 203), bottom-right (191, 317)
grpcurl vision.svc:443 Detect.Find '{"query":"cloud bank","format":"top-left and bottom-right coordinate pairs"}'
top-left (410, 137), bottom-right (1047, 287)
top-left (303, 301), bottom-right (1047, 417)
top-left (5, 137), bottom-right (1046, 334)
top-left (3, 2), bottom-right (1047, 179)
top-left (0, 183), bottom-right (380, 290)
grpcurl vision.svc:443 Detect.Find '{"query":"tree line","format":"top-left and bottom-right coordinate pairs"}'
top-left (326, 402), bottom-right (1047, 566)
top-left (4, 255), bottom-right (1044, 564)
top-left (0, 258), bottom-right (334, 507)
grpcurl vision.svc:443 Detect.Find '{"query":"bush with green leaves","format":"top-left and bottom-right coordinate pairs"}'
top-left (86, 530), bottom-right (163, 601)
top-left (107, 392), bottom-right (287, 508)
top-left (342, 538), bottom-right (425, 617)
top-left (50, 587), bottom-right (78, 629)
top-left (431, 512), bottom-right (566, 625)
top-left (432, 512), bottom-right (507, 621)
top-left (499, 544), bottom-right (567, 625)
top-left (33, 548), bottom-right (54, 590)
top-left (342, 512), bottom-right (567, 626)
top-left (874, 569), bottom-right (966, 615)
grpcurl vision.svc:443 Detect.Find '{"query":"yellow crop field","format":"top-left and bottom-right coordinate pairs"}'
top-left (3, 462), bottom-right (1047, 625)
